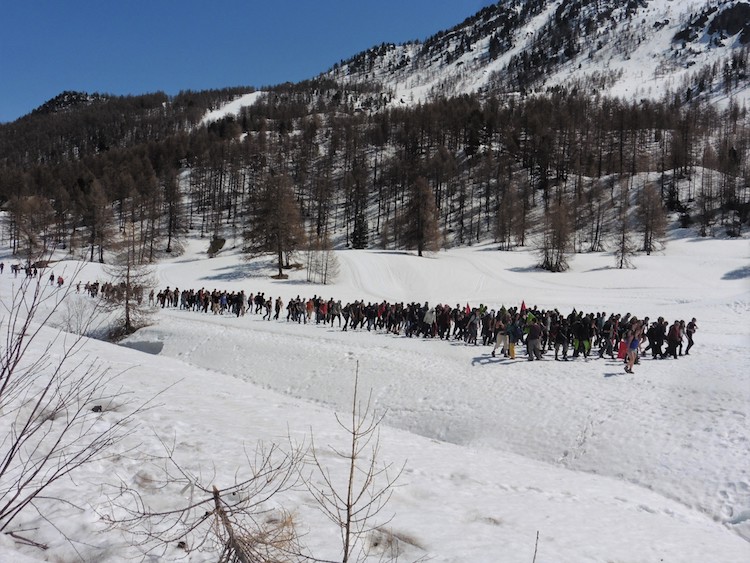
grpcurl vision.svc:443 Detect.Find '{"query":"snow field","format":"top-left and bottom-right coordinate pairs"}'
top-left (0, 233), bottom-right (748, 561)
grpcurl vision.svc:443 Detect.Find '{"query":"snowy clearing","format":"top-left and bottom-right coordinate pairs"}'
top-left (1, 234), bottom-right (748, 562)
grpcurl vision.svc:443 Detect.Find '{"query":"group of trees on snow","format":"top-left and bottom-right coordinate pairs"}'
top-left (0, 81), bottom-right (748, 277)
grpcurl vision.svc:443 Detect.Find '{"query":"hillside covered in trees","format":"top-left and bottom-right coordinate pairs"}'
top-left (0, 0), bottom-right (748, 274)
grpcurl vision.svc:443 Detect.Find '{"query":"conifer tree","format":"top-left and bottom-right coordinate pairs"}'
top-left (243, 174), bottom-right (306, 278)
top-left (351, 206), bottom-right (369, 249)
top-left (162, 169), bottom-right (183, 253)
top-left (397, 176), bottom-right (441, 256)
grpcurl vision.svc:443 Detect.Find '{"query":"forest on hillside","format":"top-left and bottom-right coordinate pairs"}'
top-left (0, 80), bottom-right (747, 273)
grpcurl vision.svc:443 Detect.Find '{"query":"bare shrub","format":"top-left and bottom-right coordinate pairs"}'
top-left (0, 269), bottom-right (142, 548)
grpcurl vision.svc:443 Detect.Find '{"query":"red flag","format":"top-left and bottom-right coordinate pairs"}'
top-left (520, 300), bottom-right (526, 313)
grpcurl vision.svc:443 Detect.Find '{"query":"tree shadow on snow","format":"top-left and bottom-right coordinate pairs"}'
top-left (723, 265), bottom-right (750, 280)
top-left (508, 265), bottom-right (541, 273)
top-left (586, 265), bottom-right (618, 273)
top-left (200, 258), bottom-right (279, 282)
top-left (119, 340), bottom-right (164, 355)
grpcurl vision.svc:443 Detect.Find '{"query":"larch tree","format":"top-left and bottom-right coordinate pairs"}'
top-left (82, 177), bottom-right (114, 263)
top-left (243, 174), bottom-right (306, 278)
top-left (397, 176), bottom-right (441, 257)
top-left (162, 168), bottom-right (183, 254)
top-left (495, 179), bottom-right (519, 251)
top-left (636, 182), bottom-right (667, 255)
top-left (103, 221), bottom-right (156, 338)
top-left (538, 199), bottom-right (572, 272)
top-left (8, 195), bottom-right (56, 261)
top-left (614, 178), bottom-right (638, 269)
top-left (306, 228), bottom-right (340, 285)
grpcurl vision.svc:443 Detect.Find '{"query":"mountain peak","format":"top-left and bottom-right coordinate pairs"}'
top-left (31, 91), bottom-right (108, 116)
top-left (325, 0), bottom-right (749, 107)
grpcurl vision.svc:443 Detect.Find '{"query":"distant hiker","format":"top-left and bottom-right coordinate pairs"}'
top-left (341, 302), bottom-right (350, 330)
top-left (665, 320), bottom-right (681, 359)
top-left (526, 319), bottom-right (544, 361)
top-left (465, 308), bottom-right (479, 345)
top-left (625, 321), bottom-right (643, 374)
top-left (274, 296), bottom-right (283, 320)
top-left (554, 318), bottom-right (570, 361)
top-left (597, 315), bottom-right (615, 359)
top-left (491, 313), bottom-right (508, 357)
top-left (330, 300), bottom-right (342, 327)
top-left (678, 320), bottom-right (687, 355)
top-left (685, 318), bottom-right (697, 355)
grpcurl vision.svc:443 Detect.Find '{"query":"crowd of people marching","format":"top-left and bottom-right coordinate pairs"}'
top-left (3, 262), bottom-right (699, 375)
top-left (146, 285), bottom-right (697, 374)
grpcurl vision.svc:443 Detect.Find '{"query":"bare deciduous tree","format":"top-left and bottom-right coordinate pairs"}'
top-left (396, 176), bottom-right (441, 257)
top-left (538, 200), bottom-right (572, 272)
top-left (103, 435), bottom-right (307, 562)
top-left (305, 231), bottom-right (340, 285)
top-left (7, 195), bottom-right (56, 261)
top-left (0, 265), bottom-right (141, 548)
top-left (102, 222), bottom-right (156, 339)
top-left (635, 182), bottom-right (666, 255)
top-left (614, 209), bottom-right (637, 269)
top-left (105, 363), bottom-right (403, 563)
top-left (307, 362), bottom-right (403, 563)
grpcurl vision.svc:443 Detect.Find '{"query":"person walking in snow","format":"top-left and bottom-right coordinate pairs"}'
top-left (330, 300), bottom-right (342, 327)
top-left (465, 308), bottom-right (479, 345)
top-left (597, 315), bottom-right (615, 359)
top-left (491, 313), bottom-right (508, 357)
top-left (526, 319), bottom-right (544, 361)
top-left (274, 296), bottom-right (283, 320)
top-left (678, 320), bottom-right (687, 355)
top-left (625, 321), bottom-right (643, 374)
top-left (423, 306), bottom-right (436, 338)
top-left (554, 318), bottom-right (570, 361)
top-left (666, 320), bottom-right (682, 359)
top-left (685, 318), bottom-right (697, 355)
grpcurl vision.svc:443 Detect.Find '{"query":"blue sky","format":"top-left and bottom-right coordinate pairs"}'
top-left (0, 1), bottom-right (494, 123)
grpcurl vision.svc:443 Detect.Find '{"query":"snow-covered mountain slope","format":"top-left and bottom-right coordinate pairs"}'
top-left (326, 0), bottom-right (750, 107)
top-left (201, 90), bottom-right (266, 124)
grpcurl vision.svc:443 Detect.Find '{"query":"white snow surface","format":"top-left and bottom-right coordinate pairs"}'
top-left (1, 234), bottom-right (749, 562)
top-left (200, 91), bottom-right (265, 124)
top-left (333, 0), bottom-right (750, 110)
